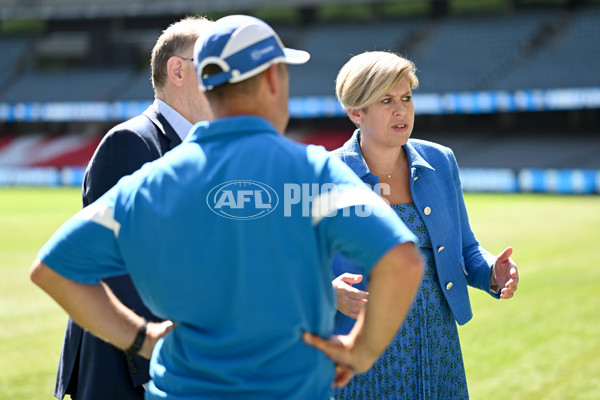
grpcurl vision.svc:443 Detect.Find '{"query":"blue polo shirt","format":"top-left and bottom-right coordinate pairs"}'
top-left (40, 116), bottom-right (417, 400)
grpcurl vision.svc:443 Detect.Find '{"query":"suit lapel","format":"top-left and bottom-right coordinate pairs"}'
top-left (143, 102), bottom-right (183, 150)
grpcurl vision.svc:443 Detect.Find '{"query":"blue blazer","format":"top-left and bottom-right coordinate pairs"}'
top-left (54, 103), bottom-right (182, 400)
top-left (332, 130), bottom-right (499, 327)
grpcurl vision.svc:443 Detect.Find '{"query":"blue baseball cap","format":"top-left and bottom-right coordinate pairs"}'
top-left (194, 15), bottom-right (310, 91)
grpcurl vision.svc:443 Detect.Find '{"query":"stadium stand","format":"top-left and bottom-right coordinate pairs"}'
top-left (492, 8), bottom-right (600, 90)
top-left (0, 0), bottom-right (330, 20)
top-left (115, 69), bottom-right (154, 101)
top-left (409, 11), bottom-right (565, 93)
top-left (0, 37), bottom-right (31, 88)
top-left (0, 133), bottom-right (101, 167)
top-left (289, 21), bottom-right (423, 96)
top-left (408, 129), bottom-right (600, 170)
top-left (1, 68), bottom-right (134, 102)
top-left (2, 8), bottom-right (598, 101)
top-left (0, 0), bottom-right (599, 190)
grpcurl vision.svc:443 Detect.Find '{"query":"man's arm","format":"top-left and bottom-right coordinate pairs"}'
top-left (30, 258), bottom-right (173, 359)
top-left (304, 241), bottom-right (423, 386)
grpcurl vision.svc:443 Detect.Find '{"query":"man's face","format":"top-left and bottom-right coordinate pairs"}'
top-left (180, 50), bottom-right (212, 123)
top-left (187, 71), bottom-right (213, 123)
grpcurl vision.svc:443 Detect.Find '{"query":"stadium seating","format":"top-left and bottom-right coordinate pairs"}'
top-left (116, 69), bottom-right (154, 101)
top-left (290, 21), bottom-right (422, 96)
top-left (1, 68), bottom-right (134, 102)
top-left (491, 8), bottom-right (600, 90)
top-left (0, 8), bottom-right (598, 101)
top-left (0, 37), bottom-right (31, 88)
top-left (0, 4), bottom-right (598, 184)
top-left (409, 11), bottom-right (564, 93)
top-left (415, 130), bottom-right (600, 170)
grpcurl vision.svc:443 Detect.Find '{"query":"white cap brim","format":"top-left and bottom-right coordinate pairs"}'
top-left (284, 48), bottom-right (310, 65)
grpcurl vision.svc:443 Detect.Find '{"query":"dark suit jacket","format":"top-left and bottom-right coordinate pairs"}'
top-left (54, 102), bottom-right (183, 400)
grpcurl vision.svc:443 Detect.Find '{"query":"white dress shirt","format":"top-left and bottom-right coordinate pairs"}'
top-left (155, 99), bottom-right (193, 141)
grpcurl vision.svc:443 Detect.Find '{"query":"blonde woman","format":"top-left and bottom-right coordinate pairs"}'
top-left (330, 51), bottom-right (519, 399)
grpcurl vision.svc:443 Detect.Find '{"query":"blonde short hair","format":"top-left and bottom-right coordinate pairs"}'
top-left (150, 16), bottom-right (212, 95)
top-left (336, 51), bottom-right (418, 111)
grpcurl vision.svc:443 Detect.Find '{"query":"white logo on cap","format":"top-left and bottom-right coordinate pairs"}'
top-left (251, 45), bottom-right (275, 60)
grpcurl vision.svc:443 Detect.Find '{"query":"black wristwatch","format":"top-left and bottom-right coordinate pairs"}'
top-left (125, 319), bottom-right (148, 356)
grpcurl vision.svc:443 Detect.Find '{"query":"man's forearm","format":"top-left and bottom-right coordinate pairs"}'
top-left (30, 258), bottom-right (144, 351)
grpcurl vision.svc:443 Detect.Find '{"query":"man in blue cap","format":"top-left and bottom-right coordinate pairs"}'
top-left (54, 16), bottom-right (213, 400)
top-left (30, 15), bottom-right (423, 400)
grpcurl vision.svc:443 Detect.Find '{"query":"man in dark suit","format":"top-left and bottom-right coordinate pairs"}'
top-left (54, 16), bottom-right (213, 400)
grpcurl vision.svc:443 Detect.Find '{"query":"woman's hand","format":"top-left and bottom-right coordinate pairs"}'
top-left (332, 273), bottom-right (369, 319)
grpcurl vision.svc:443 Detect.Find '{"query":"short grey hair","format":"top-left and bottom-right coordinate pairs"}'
top-left (150, 16), bottom-right (212, 95)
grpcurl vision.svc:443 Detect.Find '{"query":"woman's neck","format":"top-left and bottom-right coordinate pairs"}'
top-left (359, 135), bottom-right (407, 177)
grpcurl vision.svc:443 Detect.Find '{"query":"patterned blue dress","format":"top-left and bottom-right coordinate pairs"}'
top-left (332, 202), bottom-right (469, 400)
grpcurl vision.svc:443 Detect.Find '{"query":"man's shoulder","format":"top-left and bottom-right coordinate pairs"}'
top-left (281, 139), bottom-right (333, 168)
top-left (95, 111), bottom-right (167, 153)
top-left (253, 131), bottom-right (323, 158)
top-left (86, 112), bottom-right (163, 177)
top-left (107, 112), bottom-right (158, 138)
top-left (242, 133), bottom-right (339, 180)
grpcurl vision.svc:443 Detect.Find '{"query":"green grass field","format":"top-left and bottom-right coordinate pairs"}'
top-left (1, 188), bottom-right (599, 399)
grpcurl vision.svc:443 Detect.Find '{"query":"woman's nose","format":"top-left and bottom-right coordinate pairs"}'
top-left (393, 103), bottom-right (405, 116)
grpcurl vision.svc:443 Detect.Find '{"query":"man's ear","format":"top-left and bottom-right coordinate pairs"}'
top-left (167, 56), bottom-right (185, 87)
top-left (264, 64), bottom-right (280, 95)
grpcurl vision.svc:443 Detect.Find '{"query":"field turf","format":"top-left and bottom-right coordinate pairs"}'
top-left (0, 188), bottom-right (598, 399)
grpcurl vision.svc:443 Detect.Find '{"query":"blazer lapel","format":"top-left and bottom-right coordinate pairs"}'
top-left (143, 102), bottom-right (183, 150)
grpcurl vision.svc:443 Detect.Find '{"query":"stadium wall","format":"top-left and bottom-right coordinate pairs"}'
top-left (1, 164), bottom-right (599, 195)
